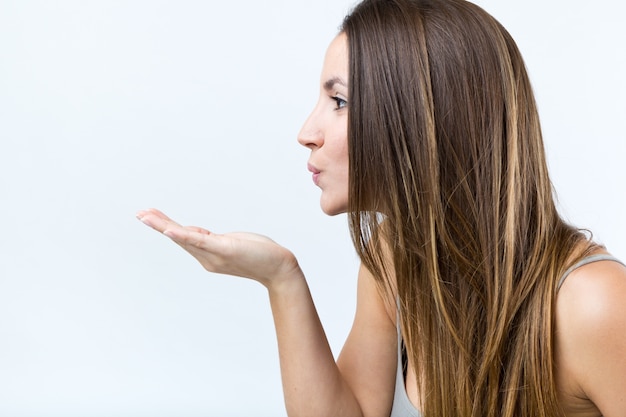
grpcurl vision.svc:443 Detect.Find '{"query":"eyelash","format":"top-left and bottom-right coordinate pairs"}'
top-left (331, 96), bottom-right (348, 110)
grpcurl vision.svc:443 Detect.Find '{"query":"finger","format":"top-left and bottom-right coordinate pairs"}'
top-left (137, 208), bottom-right (178, 224)
top-left (163, 228), bottom-right (228, 256)
top-left (185, 226), bottom-right (212, 235)
top-left (163, 227), bottom-right (211, 245)
top-left (163, 229), bottom-right (224, 263)
top-left (137, 210), bottom-right (183, 233)
top-left (143, 208), bottom-right (173, 221)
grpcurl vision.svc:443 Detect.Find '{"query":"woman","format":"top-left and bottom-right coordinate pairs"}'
top-left (137, 0), bottom-right (626, 415)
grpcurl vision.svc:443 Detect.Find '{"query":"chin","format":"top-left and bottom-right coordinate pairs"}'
top-left (321, 207), bottom-right (347, 216)
top-left (320, 198), bottom-right (348, 216)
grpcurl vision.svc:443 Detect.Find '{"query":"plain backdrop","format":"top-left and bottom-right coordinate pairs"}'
top-left (1, 0), bottom-right (624, 416)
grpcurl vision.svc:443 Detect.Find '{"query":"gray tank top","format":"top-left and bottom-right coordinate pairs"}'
top-left (389, 254), bottom-right (624, 417)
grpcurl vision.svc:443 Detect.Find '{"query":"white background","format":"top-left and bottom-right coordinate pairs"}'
top-left (0, 1), bottom-right (624, 416)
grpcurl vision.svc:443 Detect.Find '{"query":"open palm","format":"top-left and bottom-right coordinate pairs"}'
top-left (137, 208), bottom-right (301, 288)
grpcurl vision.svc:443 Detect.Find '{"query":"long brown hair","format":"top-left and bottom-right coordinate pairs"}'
top-left (342, 0), bottom-right (594, 415)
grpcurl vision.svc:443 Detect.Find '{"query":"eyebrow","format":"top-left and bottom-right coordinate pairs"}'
top-left (323, 76), bottom-right (348, 92)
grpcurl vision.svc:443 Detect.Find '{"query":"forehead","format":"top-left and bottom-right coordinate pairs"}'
top-left (321, 33), bottom-right (348, 79)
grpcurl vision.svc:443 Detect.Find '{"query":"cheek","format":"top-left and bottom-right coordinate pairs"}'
top-left (332, 129), bottom-right (349, 166)
top-left (339, 141), bottom-right (349, 179)
top-left (326, 122), bottom-right (349, 179)
top-left (336, 148), bottom-right (350, 204)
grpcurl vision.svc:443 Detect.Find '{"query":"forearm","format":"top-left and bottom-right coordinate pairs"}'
top-left (136, 211), bottom-right (361, 415)
top-left (267, 270), bottom-right (363, 417)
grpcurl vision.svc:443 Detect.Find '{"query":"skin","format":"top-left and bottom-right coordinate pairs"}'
top-left (137, 34), bottom-right (626, 417)
top-left (555, 257), bottom-right (626, 417)
top-left (137, 35), bottom-right (382, 417)
top-left (298, 34), bottom-right (350, 216)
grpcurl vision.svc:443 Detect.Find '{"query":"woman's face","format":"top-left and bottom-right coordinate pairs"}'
top-left (298, 34), bottom-right (349, 216)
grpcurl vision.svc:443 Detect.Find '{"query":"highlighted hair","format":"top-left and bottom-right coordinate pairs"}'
top-left (342, 0), bottom-right (594, 415)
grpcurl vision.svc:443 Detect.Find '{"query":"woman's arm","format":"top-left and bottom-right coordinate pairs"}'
top-left (267, 269), bottom-right (363, 417)
top-left (137, 209), bottom-right (397, 417)
top-left (337, 263), bottom-right (398, 416)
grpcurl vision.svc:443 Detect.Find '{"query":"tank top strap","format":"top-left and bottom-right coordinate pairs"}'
top-left (556, 254), bottom-right (625, 292)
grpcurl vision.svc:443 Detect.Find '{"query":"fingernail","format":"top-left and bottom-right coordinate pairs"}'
top-left (138, 215), bottom-right (152, 227)
top-left (163, 230), bottom-right (175, 238)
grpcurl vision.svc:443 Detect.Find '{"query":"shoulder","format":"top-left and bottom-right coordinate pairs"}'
top-left (555, 254), bottom-right (626, 416)
top-left (557, 255), bottom-right (626, 327)
top-left (558, 255), bottom-right (626, 319)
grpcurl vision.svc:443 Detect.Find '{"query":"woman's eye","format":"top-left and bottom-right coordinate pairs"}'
top-left (331, 96), bottom-right (348, 110)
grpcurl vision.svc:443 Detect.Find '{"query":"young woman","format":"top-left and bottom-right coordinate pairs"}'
top-left (137, 0), bottom-right (626, 415)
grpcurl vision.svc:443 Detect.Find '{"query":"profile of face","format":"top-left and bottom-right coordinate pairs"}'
top-left (298, 34), bottom-right (349, 216)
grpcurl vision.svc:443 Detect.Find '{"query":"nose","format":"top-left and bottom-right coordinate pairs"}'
top-left (297, 107), bottom-right (324, 149)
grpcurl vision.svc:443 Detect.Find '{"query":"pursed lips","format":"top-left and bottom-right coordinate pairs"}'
top-left (307, 163), bottom-right (321, 186)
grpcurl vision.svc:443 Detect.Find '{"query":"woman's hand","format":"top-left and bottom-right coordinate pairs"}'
top-left (136, 208), bottom-right (302, 289)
